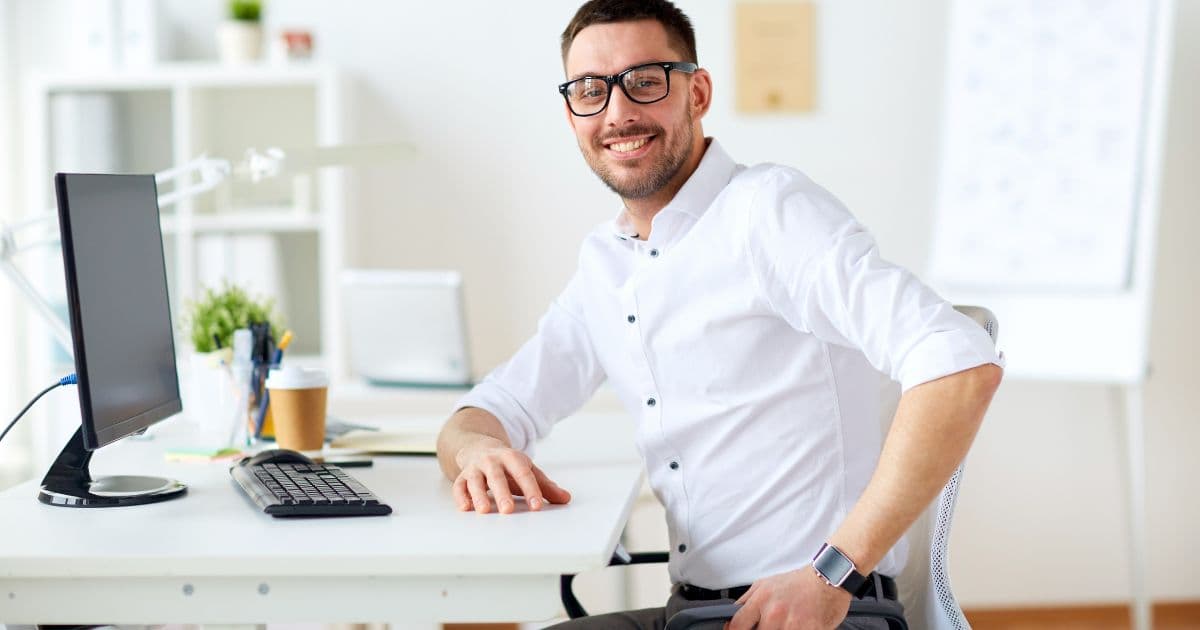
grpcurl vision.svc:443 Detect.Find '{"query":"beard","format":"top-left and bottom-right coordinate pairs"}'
top-left (581, 109), bottom-right (694, 200)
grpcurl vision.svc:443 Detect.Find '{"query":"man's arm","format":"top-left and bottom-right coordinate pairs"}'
top-left (829, 362), bottom-right (1001, 573)
top-left (730, 363), bottom-right (1001, 630)
top-left (436, 268), bottom-right (603, 514)
top-left (736, 186), bottom-right (1005, 628)
top-left (436, 406), bottom-right (572, 514)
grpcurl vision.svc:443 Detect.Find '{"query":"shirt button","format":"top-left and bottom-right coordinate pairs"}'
top-left (649, 248), bottom-right (660, 257)
top-left (627, 314), bottom-right (636, 323)
top-left (646, 397), bottom-right (657, 407)
top-left (669, 461), bottom-right (679, 470)
top-left (678, 544), bottom-right (687, 553)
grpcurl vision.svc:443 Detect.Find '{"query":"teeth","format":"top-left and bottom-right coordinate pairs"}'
top-left (609, 137), bottom-right (649, 152)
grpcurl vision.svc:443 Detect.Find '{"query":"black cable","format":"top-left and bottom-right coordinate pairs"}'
top-left (0, 374), bottom-right (78, 448)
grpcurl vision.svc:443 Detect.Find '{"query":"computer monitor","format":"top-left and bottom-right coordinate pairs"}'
top-left (341, 269), bottom-right (473, 387)
top-left (38, 173), bottom-right (187, 507)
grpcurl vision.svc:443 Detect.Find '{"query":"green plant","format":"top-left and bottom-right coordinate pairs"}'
top-left (182, 282), bottom-right (283, 353)
top-left (229, 0), bottom-right (262, 22)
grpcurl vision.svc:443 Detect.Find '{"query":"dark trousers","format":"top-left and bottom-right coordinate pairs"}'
top-left (546, 587), bottom-right (898, 629)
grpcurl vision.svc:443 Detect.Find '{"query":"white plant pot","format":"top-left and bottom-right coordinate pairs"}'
top-left (216, 20), bottom-right (263, 64)
top-left (182, 350), bottom-right (236, 447)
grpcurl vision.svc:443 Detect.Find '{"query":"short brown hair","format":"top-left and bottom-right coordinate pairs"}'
top-left (560, 0), bottom-right (698, 65)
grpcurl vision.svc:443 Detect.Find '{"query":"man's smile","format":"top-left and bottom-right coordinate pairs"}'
top-left (604, 134), bottom-right (657, 159)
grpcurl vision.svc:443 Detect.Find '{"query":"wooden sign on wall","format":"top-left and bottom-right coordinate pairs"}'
top-left (735, 2), bottom-right (818, 114)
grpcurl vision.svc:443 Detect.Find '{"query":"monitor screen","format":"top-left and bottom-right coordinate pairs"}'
top-left (55, 173), bottom-right (181, 449)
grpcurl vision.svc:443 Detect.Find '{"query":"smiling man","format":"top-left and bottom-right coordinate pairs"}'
top-left (435, 1), bottom-right (1003, 629)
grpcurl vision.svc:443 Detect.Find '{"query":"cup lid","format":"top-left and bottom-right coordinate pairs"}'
top-left (266, 365), bottom-right (329, 390)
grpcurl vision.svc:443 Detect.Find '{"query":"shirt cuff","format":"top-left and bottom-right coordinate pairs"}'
top-left (896, 325), bottom-right (1005, 392)
top-left (453, 381), bottom-right (541, 455)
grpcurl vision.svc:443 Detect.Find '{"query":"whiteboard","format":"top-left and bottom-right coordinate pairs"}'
top-left (930, 0), bottom-right (1156, 291)
top-left (929, 0), bottom-right (1175, 382)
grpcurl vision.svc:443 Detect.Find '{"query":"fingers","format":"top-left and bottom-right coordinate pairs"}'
top-left (727, 596), bottom-right (760, 630)
top-left (452, 474), bottom-right (472, 511)
top-left (504, 455), bottom-right (546, 510)
top-left (481, 460), bottom-right (516, 514)
top-left (465, 470), bottom-right (491, 513)
top-left (454, 447), bottom-right (569, 514)
top-left (532, 464), bottom-right (572, 504)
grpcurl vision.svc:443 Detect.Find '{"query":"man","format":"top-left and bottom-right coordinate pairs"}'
top-left (436, 1), bottom-right (1003, 628)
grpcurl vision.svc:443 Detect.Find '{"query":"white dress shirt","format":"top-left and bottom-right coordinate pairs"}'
top-left (456, 139), bottom-right (1002, 589)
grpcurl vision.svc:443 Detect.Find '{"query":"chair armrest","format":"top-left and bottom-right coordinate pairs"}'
top-left (846, 599), bottom-right (910, 630)
top-left (664, 603), bottom-right (741, 630)
top-left (661, 599), bottom-right (910, 630)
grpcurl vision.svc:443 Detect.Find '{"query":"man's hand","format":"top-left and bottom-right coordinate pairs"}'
top-left (726, 567), bottom-right (851, 630)
top-left (452, 439), bottom-right (572, 514)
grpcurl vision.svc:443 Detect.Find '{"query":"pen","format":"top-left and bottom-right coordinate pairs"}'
top-left (249, 323), bottom-right (273, 438)
top-left (273, 329), bottom-right (294, 366)
top-left (255, 330), bottom-right (294, 438)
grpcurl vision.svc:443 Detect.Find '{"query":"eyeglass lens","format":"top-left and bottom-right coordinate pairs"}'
top-left (564, 65), bottom-right (671, 116)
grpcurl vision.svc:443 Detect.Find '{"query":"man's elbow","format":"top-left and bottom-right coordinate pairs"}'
top-left (971, 362), bottom-right (1004, 394)
top-left (960, 362), bottom-right (1003, 425)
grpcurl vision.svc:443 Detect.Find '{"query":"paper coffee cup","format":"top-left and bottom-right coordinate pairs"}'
top-left (265, 366), bottom-right (329, 451)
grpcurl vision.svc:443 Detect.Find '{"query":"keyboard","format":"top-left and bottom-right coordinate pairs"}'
top-left (230, 459), bottom-right (393, 517)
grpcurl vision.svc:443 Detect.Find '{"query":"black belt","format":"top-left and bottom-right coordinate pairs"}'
top-left (677, 573), bottom-right (898, 602)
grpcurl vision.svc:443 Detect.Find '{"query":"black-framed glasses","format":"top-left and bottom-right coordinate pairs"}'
top-left (558, 61), bottom-right (699, 117)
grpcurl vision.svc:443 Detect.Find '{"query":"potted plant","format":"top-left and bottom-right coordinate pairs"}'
top-left (182, 282), bottom-right (282, 357)
top-left (180, 283), bottom-right (283, 442)
top-left (216, 0), bottom-right (264, 64)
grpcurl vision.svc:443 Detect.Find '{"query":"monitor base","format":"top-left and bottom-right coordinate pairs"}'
top-left (37, 426), bottom-right (186, 508)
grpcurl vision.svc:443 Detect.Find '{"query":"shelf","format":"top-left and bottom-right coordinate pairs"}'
top-left (30, 62), bottom-right (337, 93)
top-left (161, 211), bottom-right (322, 234)
top-left (24, 58), bottom-right (351, 437)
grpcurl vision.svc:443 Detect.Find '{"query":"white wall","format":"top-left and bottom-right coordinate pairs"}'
top-left (0, 0), bottom-right (29, 487)
top-left (245, 0), bottom-right (948, 372)
top-left (5, 0), bottom-right (1198, 609)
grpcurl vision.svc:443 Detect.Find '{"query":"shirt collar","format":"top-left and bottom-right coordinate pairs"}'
top-left (610, 137), bottom-right (737, 240)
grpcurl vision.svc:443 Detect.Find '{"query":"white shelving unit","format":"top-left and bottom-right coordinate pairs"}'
top-left (20, 62), bottom-right (348, 463)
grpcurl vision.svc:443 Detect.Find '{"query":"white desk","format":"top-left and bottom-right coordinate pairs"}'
top-left (0, 411), bottom-right (643, 625)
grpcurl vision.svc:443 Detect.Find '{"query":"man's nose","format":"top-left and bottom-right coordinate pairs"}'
top-left (604, 83), bottom-right (641, 126)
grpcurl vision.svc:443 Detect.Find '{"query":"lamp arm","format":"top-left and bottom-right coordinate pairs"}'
top-left (2, 142), bottom-right (412, 358)
top-left (155, 155), bottom-right (231, 209)
top-left (0, 255), bottom-right (74, 355)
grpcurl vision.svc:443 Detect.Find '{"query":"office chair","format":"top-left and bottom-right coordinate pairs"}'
top-left (560, 305), bottom-right (1000, 630)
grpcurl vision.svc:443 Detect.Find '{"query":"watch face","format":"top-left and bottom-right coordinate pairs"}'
top-left (815, 546), bottom-right (855, 585)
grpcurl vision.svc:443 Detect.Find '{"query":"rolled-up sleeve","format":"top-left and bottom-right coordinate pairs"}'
top-left (748, 169), bottom-right (1003, 392)
top-left (454, 271), bottom-right (606, 452)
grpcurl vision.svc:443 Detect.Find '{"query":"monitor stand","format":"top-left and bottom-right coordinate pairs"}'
top-left (37, 426), bottom-right (187, 507)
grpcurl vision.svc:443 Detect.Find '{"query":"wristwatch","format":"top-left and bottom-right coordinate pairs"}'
top-left (811, 542), bottom-right (869, 597)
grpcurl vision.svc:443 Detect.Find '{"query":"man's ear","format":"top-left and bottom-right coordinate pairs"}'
top-left (689, 68), bottom-right (713, 119)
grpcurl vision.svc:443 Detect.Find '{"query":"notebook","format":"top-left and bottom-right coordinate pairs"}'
top-left (329, 429), bottom-right (437, 455)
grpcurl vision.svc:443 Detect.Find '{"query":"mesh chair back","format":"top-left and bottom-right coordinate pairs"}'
top-left (894, 305), bottom-right (998, 630)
